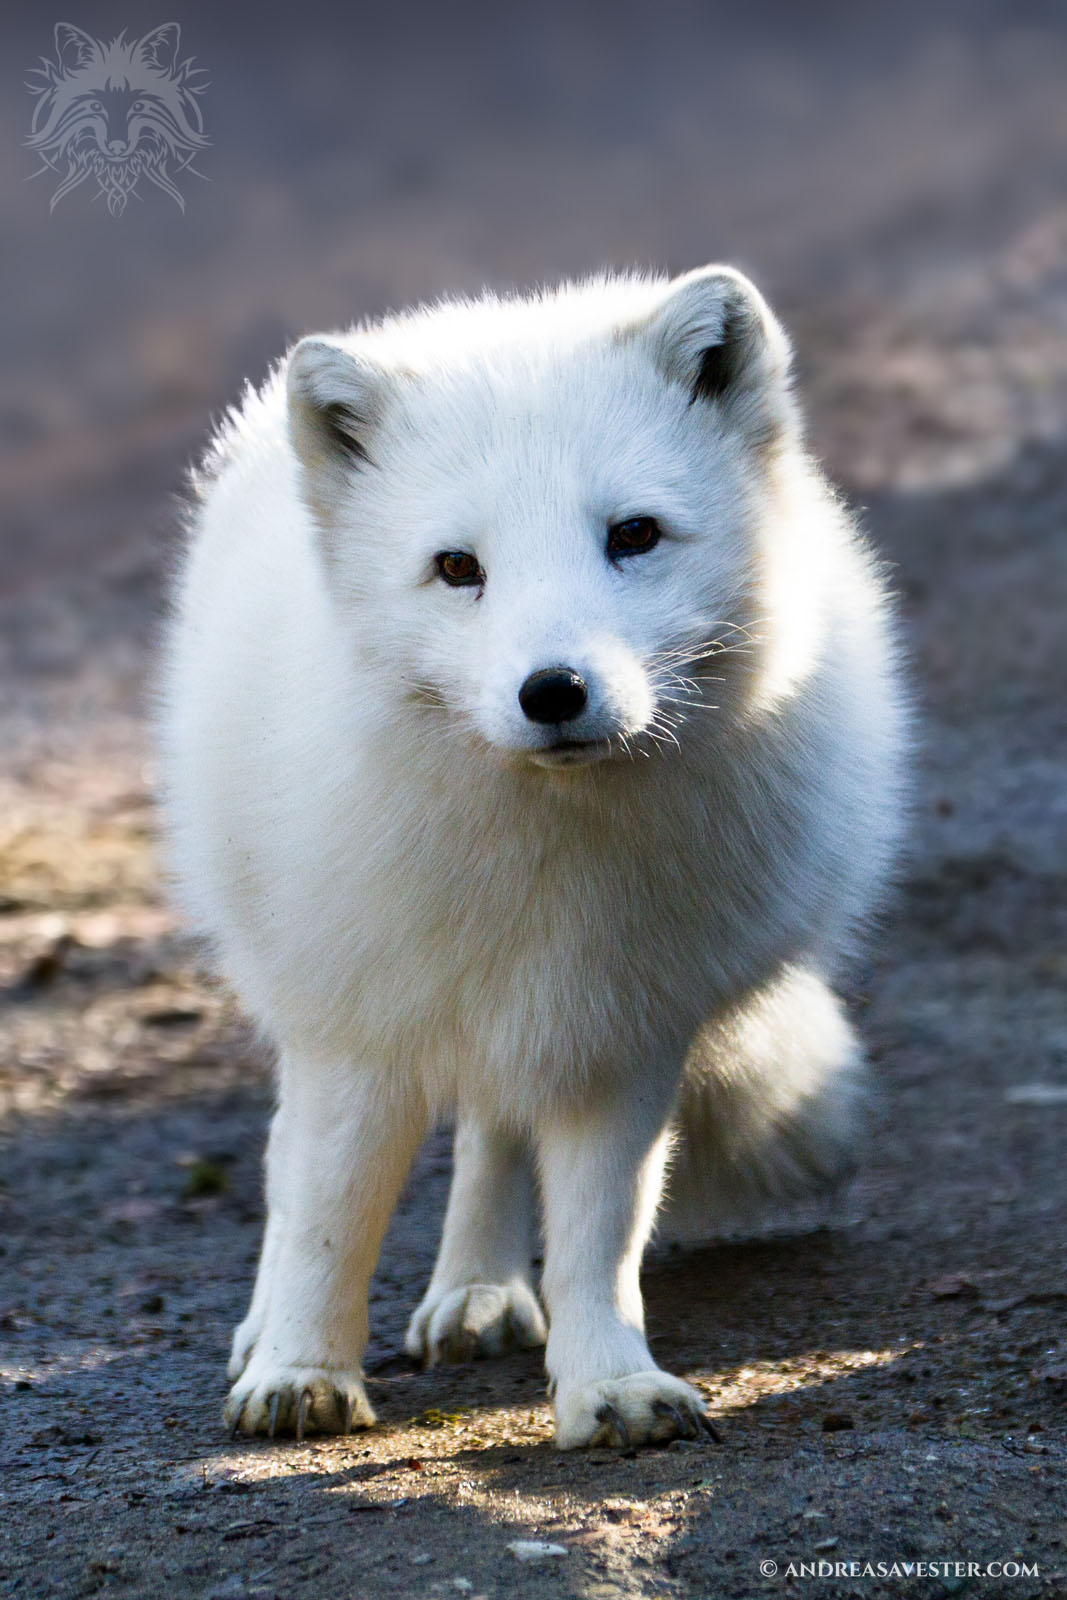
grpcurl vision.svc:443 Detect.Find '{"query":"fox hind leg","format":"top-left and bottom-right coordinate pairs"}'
top-left (405, 1115), bottom-right (546, 1366)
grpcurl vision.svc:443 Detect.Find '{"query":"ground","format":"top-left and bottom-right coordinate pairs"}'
top-left (1, 6), bottom-right (1066, 1598)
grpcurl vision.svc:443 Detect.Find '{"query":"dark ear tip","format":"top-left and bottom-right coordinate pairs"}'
top-left (323, 402), bottom-right (372, 465)
top-left (688, 295), bottom-right (760, 403)
top-left (690, 329), bottom-right (741, 404)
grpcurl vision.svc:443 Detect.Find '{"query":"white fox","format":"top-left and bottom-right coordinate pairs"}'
top-left (161, 267), bottom-right (907, 1448)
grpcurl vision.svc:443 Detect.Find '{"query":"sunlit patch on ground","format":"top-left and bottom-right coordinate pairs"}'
top-left (698, 1344), bottom-right (918, 1416)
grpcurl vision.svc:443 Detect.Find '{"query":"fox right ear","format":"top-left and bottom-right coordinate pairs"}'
top-left (287, 338), bottom-right (394, 531)
top-left (287, 337), bottom-right (386, 476)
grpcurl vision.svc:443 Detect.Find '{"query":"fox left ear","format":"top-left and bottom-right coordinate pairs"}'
top-left (639, 266), bottom-right (794, 439)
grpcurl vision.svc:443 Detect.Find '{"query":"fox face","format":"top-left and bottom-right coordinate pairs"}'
top-left (287, 269), bottom-right (797, 770)
top-left (26, 23), bottom-right (208, 215)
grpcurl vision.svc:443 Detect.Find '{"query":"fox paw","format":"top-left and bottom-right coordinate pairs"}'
top-left (224, 1361), bottom-right (375, 1439)
top-left (553, 1370), bottom-right (718, 1450)
top-left (404, 1281), bottom-right (547, 1366)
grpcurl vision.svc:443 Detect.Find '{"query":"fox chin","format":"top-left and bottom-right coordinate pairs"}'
top-left (160, 266), bottom-right (908, 1449)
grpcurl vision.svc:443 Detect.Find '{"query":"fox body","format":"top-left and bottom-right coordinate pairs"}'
top-left (161, 268), bottom-right (906, 1447)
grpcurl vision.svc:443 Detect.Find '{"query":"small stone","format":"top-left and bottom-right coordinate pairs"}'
top-left (1005, 1084), bottom-right (1067, 1105)
top-left (507, 1540), bottom-right (569, 1562)
top-left (206, 1579), bottom-right (248, 1600)
top-left (182, 1159), bottom-right (229, 1198)
top-left (929, 1274), bottom-right (980, 1300)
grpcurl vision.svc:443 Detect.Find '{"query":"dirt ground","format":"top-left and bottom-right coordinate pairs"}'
top-left (1, 5), bottom-right (1066, 1598)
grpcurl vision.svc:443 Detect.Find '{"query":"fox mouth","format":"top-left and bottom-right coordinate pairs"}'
top-left (528, 737), bottom-right (613, 769)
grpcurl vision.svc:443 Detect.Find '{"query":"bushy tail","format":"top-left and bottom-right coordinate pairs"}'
top-left (659, 965), bottom-right (865, 1242)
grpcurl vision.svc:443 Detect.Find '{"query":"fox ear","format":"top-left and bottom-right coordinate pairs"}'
top-left (137, 23), bottom-right (181, 72)
top-left (640, 266), bottom-right (793, 437)
top-left (54, 23), bottom-right (101, 71)
top-left (287, 337), bottom-right (387, 520)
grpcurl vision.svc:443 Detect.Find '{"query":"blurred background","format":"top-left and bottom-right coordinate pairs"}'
top-left (3, 3), bottom-right (1067, 1591)
top-left (4, 0), bottom-right (1067, 593)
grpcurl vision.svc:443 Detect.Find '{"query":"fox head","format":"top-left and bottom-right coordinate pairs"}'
top-left (286, 269), bottom-right (811, 772)
top-left (26, 22), bottom-right (208, 215)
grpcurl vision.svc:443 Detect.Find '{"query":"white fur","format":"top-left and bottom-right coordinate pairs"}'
top-left (160, 268), bottom-right (907, 1447)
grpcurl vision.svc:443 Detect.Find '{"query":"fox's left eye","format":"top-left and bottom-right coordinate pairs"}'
top-left (435, 550), bottom-right (485, 588)
top-left (607, 516), bottom-right (662, 558)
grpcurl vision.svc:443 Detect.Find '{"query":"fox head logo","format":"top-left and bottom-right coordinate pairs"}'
top-left (26, 22), bottom-right (209, 216)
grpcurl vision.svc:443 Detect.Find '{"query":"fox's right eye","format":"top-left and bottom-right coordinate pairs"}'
top-left (435, 551), bottom-right (485, 588)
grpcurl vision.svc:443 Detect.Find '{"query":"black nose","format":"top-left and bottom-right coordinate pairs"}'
top-left (518, 667), bottom-right (588, 725)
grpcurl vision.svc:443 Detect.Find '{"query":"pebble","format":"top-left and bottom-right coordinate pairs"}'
top-left (206, 1578), bottom-right (249, 1599)
top-left (507, 1540), bottom-right (569, 1562)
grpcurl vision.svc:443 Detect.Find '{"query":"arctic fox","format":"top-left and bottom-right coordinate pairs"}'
top-left (162, 267), bottom-right (906, 1449)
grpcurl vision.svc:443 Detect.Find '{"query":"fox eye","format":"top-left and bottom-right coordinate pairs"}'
top-left (435, 550), bottom-right (485, 588)
top-left (607, 516), bottom-right (661, 558)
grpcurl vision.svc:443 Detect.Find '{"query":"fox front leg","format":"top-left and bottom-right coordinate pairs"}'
top-left (225, 1059), bottom-right (426, 1438)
